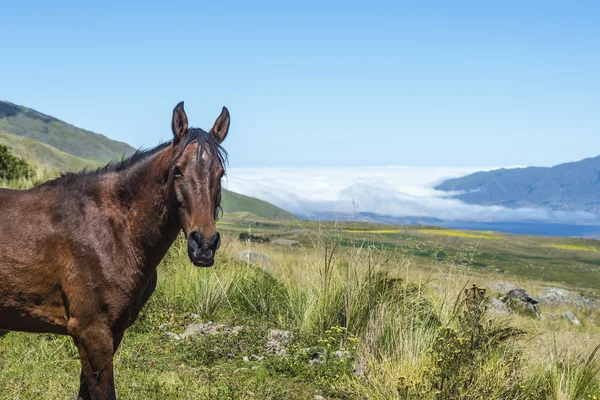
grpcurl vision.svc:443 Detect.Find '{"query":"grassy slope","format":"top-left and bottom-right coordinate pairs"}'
top-left (0, 100), bottom-right (135, 163)
top-left (0, 129), bottom-right (98, 172)
top-left (221, 189), bottom-right (296, 220)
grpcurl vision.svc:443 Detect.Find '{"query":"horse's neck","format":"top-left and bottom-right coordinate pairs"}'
top-left (116, 148), bottom-right (181, 271)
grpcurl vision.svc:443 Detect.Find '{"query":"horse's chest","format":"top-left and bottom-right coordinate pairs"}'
top-left (115, 270), bottom-right (158, 329)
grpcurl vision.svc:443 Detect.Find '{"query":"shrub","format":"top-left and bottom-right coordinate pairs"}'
top-left (0, 145), bottom-right (32, 180)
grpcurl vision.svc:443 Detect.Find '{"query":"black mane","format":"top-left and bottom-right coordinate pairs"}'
top-left (61, 128), bottom-right (228, 179)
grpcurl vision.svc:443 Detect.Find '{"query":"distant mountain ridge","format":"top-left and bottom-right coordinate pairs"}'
top-left (436, 155), bottom-right (600, 214)
top-left (0, 100), bottom-right (135, 167)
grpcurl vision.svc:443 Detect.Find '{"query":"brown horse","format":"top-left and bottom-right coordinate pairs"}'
top-left (0, 102), bottom-right (230, 399)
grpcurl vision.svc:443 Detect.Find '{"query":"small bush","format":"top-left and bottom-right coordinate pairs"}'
top-left (398, 284), bottom-right (527, 399)
top-left (0, 145), bottom-right (33, 180)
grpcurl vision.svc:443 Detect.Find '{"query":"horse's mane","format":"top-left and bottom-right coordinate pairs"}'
top-left (60, 128), bottom-right (228, 180)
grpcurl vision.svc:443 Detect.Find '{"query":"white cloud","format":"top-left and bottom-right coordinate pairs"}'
top-left (224, 166), bottom-right (599, 224)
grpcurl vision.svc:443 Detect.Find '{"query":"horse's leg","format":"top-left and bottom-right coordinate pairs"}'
top-left (73, 325), bottom-right (116, 400)
top-left (76, 329), bottom-right (124, 399)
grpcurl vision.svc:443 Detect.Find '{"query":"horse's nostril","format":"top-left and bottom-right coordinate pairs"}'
top-left (212, 232), bottom-right (221, 250)
top-left (187, 230), bottom-right (202, 251)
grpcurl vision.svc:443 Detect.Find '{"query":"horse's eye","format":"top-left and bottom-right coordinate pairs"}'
top-left (173, 166), bottom-right (184, 177)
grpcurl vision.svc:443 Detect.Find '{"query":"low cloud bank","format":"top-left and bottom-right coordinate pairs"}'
top-left (224, 166), bottom-right (600, 224)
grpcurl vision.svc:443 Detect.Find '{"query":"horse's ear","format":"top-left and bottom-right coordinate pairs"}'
top-left (172, 101), bottom-right (188, 145)
top-left (210, 107), bottom-right (230, 144)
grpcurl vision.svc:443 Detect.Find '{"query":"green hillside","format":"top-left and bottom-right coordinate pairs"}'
top-left (221, 189), bottom-right (296, 220)
top-left (0, 100), bottom-right (135, 164)
top-left (0, 130), bottom-right (97, 172)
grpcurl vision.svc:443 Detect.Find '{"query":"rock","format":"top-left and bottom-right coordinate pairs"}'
top-left (266, 329), bottom-right (293, 355)
top-left (180, 322), bottom-right (222, 338)
top-left (334, 350), bottom-right (350, 359)
top-left (487, 298), bottom-right (510, 315)
top-left (427, 282), bottom-right (443, 292)
top-left (308, 352), bottom-right (326, 365)
top-left (490, 282), bottom-right (517, 295)
top-left (562, 311), bottom-right (581, 326)
top-left (503, 289), bottom-right (540, 315)
top-left (353, 361), bottom-right (366, 377)
top-left (166, 332), bottom-right (182, 340)
top-left (184, 313), bottom-right (201, 320)
top-left (538, 287), bottom-right (598, 309)
top-left (239, 232), bottom-right (270, 243)
top-left (237, 250), bottom-right (271, 266)
top-left (271, 238), bottom-right (300, 246)
top-left (314, 396), bottom-right (325, 400)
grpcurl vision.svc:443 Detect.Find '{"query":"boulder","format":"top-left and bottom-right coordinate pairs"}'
top-left (487, 298), bottom-right (510, 315)
top-left (503, 288), bottom-right (540, 315)
top-left (239, 232), bottom-right (270, 243)
top-left (237, 250), bottom-right (271, 266)
top-left (538, 287), bottom-right (598, 309)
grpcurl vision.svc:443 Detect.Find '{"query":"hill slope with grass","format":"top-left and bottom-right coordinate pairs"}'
top-left (0, 129), bottom-right (96, 172)
top-left (0, 100), bottom-right (135, 165)
top-left (221, 189), bottom-right (296, 220)
top-left (436, 155), bottom-right (600, 214)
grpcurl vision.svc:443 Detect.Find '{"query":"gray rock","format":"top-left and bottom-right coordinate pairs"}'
top-left (237, 250), bottom-right (271, 266)
top-left (427, 282), bottom-right (443, 292)
top-left (353, 361), bottom-right (366, 377)
top-left (503, 289), bottom-right (540, 315)
top-left (271, 238), bottom-right (301, 246)
top-left (314, 396), bottom-right (325, 400)
top-left (166, 332), bottom-right (182, 340)
top-left (487, 298), bottom-right (510, 315)
top-left (490, 282), bottom-right (517, 295)
top-left (562, 311), bottom-right (581, 326)
top-left (538, 287), bottom-right (598, 309)
top-left (266, 329), bottom-right (293, 355)
top-left (334, 350), bottom-right (350, 359)
top-left (309, 353), bottom-right (326, 365)
top-left (181, 322), bottom-right (222, 338)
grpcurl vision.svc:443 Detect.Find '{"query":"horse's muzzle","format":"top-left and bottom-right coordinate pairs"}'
top-left (187, 230), bottom-right (220, 267)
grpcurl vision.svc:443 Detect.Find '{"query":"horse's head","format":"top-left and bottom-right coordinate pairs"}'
top-left (170, 101), bottom-right (230, 267)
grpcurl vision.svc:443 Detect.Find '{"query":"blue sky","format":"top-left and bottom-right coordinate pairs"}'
top-left (1, 1), bottom-right (599, 168)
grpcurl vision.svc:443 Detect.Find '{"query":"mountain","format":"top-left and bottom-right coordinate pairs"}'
top-left (221, 189), bottom-right (296, 220)
top-left (435, 155), bottom-right (600, 214)
top-left (0, 100), bottom-right (135, 167)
